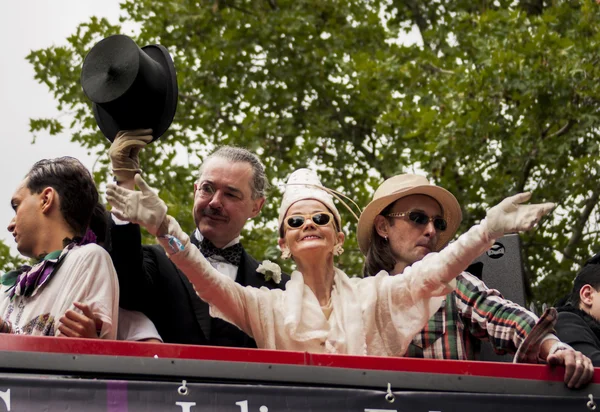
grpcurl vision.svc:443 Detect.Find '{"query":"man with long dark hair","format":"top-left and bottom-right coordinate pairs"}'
top-left (358, 174), bottom-right (594, 388)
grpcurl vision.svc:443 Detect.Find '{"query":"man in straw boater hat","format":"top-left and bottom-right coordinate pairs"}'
top-left (357, 174), bottom-right (594, 388)
top-left (80, 34), bottom-right (288, 346)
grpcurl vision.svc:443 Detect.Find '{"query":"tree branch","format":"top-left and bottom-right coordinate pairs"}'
top-left (546, 120), bottom-right (575, 139)
top-left (516, 155), bottom-right (536, 194)
top-left (219, 0), bottom-right (257, 16)
top-left (519, 0), bottom-right (545, 15)
top-left (515, 117), bottom-right (572, 193)
top-left (266, 0), bottom-right (277, 10)
top-left (422, 62), bottom-right (455, 75)
top-left (563, 187), bottom-right (600, 262)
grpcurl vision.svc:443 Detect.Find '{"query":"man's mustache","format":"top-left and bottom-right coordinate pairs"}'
top-left (202, 207), bottom-right (227, 219)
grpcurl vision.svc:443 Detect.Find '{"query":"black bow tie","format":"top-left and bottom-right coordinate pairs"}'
top-left (199, 238), bottom-right (243, 266)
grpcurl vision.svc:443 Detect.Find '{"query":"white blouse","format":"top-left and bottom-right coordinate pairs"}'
top-left (159, 217), bottom-right (495, 356)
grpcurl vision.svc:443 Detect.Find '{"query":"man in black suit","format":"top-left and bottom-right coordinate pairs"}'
top-left (108, 132), bottom-right (288, 346)
top-left (556, 254), bottom-right (600, 366)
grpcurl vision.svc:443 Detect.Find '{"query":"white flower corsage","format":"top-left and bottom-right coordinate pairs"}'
top-left (257, 260), bottom-right (282, 284)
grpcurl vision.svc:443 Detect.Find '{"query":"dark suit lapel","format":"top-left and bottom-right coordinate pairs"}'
top-left (190, 231), bottom-right (201, 249)
top-left (186, 235), bottom-right (282, 340)
top-left (238, 248), bottom-right (285, 289)
top-left (237, 249), bottom-right (259, 288)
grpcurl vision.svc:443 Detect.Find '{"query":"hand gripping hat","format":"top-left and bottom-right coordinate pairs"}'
top-left (357, 174), bottom-right (463, 255)
top-left (81, 34), bottom-right (178, 142)
top-left (278, 169), bottom-right (342, 232)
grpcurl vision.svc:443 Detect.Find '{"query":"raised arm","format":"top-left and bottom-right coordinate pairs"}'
top-left (372, 193), bottom-right (554, 355)
top-left (106, 175), bottom-right (263, 339)
top-left (107, 130), bottom-right (157, 311)
top-left (389, 192), bottom-right (554, 298)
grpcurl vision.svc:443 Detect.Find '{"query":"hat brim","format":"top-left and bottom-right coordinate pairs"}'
top-left (357, 185), bottom-right (462, 255)
top-left (93, 44), bottom-right (178, 143)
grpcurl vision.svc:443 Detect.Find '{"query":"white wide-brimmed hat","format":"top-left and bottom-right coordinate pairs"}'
top-left (278, 168), bottom-right (342, 231)
top-left (357, 174), bottom-right (462, 254)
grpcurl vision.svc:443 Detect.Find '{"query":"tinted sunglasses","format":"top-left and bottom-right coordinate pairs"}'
top-left (387, 211), bottom-right (447, 231)
top-left (285, 212), bottom-right (334, 230)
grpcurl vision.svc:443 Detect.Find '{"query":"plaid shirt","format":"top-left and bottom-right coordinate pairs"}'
top-left (405, 272), bottom-right (557, 362)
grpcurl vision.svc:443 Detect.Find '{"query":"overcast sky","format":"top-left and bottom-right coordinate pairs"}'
top-left (0, 1), bottom-right (122, 254)
top-left (0, 2), bottom-right (422, 259)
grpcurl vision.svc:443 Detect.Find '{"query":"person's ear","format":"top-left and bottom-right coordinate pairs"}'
top-left (580, 284), bottom-right (596, 307)
top-left (336, 231), bottom-right (345, 246)
top-left (278, 237), bottom-right (292, 259)
top-left (250, 197), bottom-right (266, 218)
top-left (374, 215), bottom-right (389, 238)
top-left (40, 187), bottom-right (56, 214)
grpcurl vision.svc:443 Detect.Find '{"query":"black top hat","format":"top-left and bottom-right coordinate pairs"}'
top-left (81, 34), bottom-right (178, 142)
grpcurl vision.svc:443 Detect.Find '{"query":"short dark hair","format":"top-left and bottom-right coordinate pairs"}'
top-left (569, 261), bottom-right (600, 307)
top-left (198, 146), bottom-right (268, 200)
top-left (362, 202), bottom-right (397, 277)
top-left (26, 157), bottom-right (99, 237)
top-left (89, 202), bottom-right (109, 247)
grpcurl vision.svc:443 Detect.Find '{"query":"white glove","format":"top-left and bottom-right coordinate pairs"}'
top-left (485, 192), bottom-right (555, 239)
top-left (106, 174), bottom-right (167, 236)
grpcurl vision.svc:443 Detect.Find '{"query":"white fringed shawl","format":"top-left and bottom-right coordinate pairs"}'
top-left (160, 217), bottom-right (494, 356)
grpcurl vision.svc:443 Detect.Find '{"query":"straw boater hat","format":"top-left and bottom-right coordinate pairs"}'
top-left (357, 174), bottom-right (462, 255)
top-left (278, 169), bottom-right (342, 231)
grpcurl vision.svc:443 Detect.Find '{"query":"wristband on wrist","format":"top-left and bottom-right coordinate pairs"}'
top-left (548, 341), bottom-right (572, 356)
top-left (161, 235), bottom-right (185, 255)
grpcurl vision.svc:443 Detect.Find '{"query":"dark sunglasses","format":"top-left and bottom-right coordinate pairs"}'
top-left (387, 211), bottom-right (447, 231)
top-left (285, 212), bottom-right (334, 229)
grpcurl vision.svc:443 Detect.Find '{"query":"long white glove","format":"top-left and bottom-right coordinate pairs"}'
top-left (485, 192), bottom-right (555, 239)
top-left (106, 174), bottom-right (168, 236)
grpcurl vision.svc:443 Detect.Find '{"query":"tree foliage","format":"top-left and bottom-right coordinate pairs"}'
top-left (18, 0), bottom-right (600, 304)
top-left (0, 241), bottom-right (27, 274)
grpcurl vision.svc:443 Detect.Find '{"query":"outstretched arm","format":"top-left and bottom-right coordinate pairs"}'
top-left (451, 272), bottom-right (594, 388)
top-left (375, 193), bottom-right (555, 356)
top-left (107, 130), bottom-right (160, 312)
top-left (394, 192), bottom-right (555, 295)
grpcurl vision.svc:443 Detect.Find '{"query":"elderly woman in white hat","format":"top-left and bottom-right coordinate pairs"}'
top-left (107, 169), bottom-right (553, 356)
